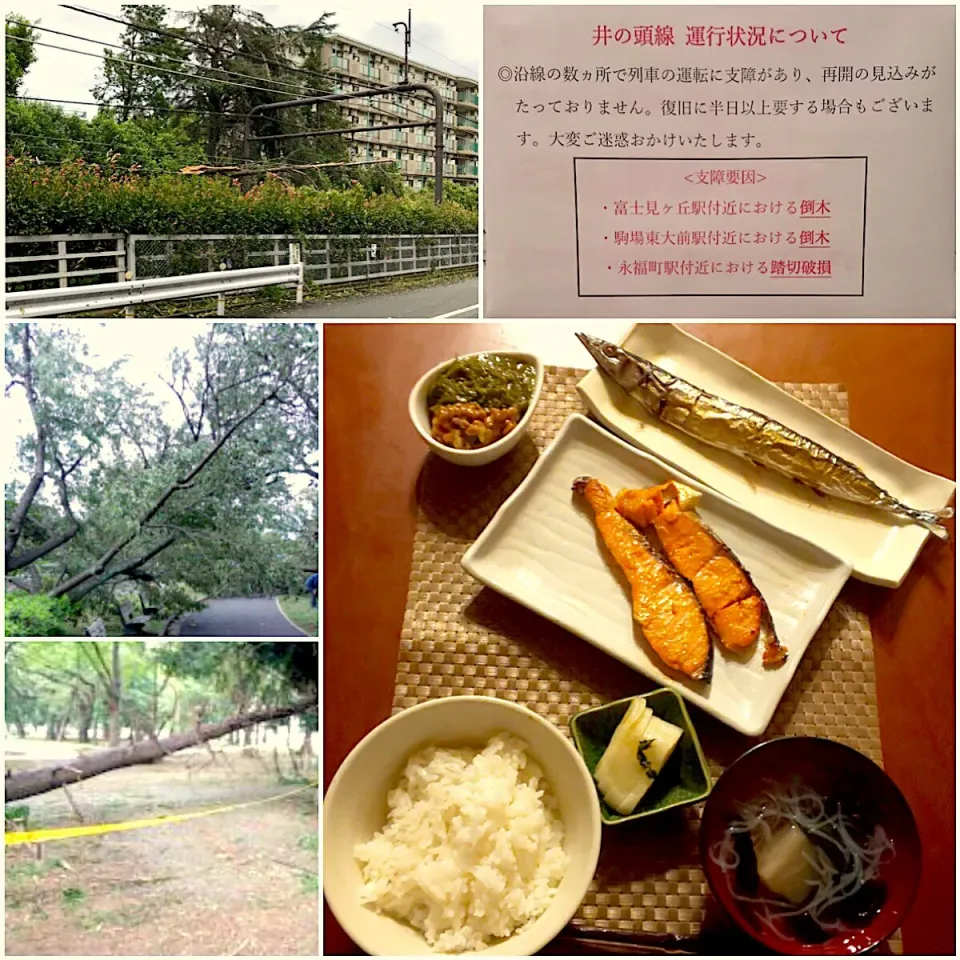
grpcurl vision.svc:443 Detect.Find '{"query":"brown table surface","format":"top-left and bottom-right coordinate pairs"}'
top-left (324, 322), bottom-right (956, 956)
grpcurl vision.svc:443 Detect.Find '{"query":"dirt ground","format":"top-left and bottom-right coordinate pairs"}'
top-left (5, 748), bottom-right (318, 956)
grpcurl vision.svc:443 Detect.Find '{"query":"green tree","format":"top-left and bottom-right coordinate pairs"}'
top-left (5, 13), bottom-right (37, 97)
top-left (175, 6), bottom-right (346, 167)
top-left (6, 100), bottom-right (206, 171)
top-left (5, 324), bottom-right (318, 628)
top-left (92, 4), bottom-right (190, 122)
top-left (4, 639), bottom-right (317, 801)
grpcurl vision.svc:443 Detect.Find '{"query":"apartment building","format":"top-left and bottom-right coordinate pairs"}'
top-left (320, 34), bottom-right (479, 192)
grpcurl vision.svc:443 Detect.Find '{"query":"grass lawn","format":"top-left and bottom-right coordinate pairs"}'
top-left (277, 595), bottom-right (318, 636)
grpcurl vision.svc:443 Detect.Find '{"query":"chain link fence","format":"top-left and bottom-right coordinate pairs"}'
top-left (6, 233), bottom-right (478, 294)
top-left (128, 234), bottom-right (478, 284)
top-left (5, 234), bottom-right (126, 292)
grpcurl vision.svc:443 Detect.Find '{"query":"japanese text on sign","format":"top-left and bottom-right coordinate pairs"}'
top-left (591, 25), bottom-right (848, 47)
top-left (482, 5), bottom-right (955, 318)
top-left (573, 157), bottom-right (866, 296)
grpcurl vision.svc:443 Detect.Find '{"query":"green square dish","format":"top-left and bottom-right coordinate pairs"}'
top-left (569, 689), bottom-right (712, 825)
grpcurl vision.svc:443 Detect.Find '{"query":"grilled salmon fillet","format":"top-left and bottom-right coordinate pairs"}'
top-left (574, 476), bottom-right (712, 681)
top-left (617, 486), bottom-right (787, 667)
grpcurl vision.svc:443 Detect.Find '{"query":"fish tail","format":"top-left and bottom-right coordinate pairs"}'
top-left (897, 505), bottom-right (952, 541)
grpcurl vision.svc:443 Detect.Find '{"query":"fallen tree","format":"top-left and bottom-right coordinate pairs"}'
top-left (4, 695), bottom-right (317, 802)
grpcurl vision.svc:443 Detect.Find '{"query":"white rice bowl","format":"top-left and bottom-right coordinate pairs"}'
top-left (354, 734), bottom-right (569, 953)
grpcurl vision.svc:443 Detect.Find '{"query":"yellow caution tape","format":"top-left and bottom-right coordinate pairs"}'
top-left (5, 780), bottom-right (317, 846)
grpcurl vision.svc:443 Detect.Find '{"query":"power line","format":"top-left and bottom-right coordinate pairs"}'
top-left (11, 94), bottom-right (253, 120)
top-left (371, 20), bottom-right (478, 78)
top-left (6, 18), bottom-right (315, 101)
top-left (8, 96), bottom-right (402, 166)
top-left (59, 5), bottom-right (468, 128)
top-left (6, 132), bottom-right (259, 167)
top-left (7, 34), bottom-right (314, 100)
top-left (61, 3), bottom-right (339, 88)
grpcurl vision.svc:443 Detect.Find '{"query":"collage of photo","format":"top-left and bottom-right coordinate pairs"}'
top-left (2, 2), bottom-right (956, 958)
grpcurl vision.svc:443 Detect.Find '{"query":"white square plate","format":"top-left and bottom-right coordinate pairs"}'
top-left (462, 414), bottom-right (852, 736)
top-left (577, 324), bottom-right (956, 587)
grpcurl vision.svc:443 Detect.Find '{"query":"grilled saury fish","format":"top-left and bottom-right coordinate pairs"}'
top-left (577, 333), bottom-right (953, 541)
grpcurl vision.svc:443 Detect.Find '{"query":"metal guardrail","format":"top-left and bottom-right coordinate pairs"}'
top-left (5, 260), bottom-right (303, 318)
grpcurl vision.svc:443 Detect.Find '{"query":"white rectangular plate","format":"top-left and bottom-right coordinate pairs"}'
top-left (577, 325), bottom-right (955, 588)
top-left (462, 414), bottom-right (852, 737)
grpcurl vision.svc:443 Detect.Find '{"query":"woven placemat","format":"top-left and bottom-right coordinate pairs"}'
top-left (393, 368), bottom-right (896, 950)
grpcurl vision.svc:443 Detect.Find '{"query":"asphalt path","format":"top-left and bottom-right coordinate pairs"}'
top-left (178, 597), bottom-right (308, 637)
top-left (269, 276), bottom-right (478, 318)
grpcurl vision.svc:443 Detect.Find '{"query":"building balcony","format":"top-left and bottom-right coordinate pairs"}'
top-left (458, 91), bottom-right (479, 105)
top-left (347, 61), bottom-right (382, 82)
top-left (455, 164), bottom-right (479, 178)
top-left (454, 116), bottom-right (478, 131)
top-left (455, 140), bottom-right (478, 154)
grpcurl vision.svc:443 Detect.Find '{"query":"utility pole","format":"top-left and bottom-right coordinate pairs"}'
top-left (392, 9), bottom-right (411, 83)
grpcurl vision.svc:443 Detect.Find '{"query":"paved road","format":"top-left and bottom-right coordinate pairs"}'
top-left (178, 597), bottom-right (308, 637)
top-left (271, 277), bottom-right (478, 319)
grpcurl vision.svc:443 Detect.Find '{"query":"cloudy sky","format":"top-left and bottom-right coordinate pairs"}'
top-left (11, 1), bottom-right (479, 115)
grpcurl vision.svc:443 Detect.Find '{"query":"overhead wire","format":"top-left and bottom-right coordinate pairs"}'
top-left (61, 3), bottom-right (343, 87)
top-left (9, 27), bottom-right (432, 146)
top-left (11, 94), bottom-right (255, 121)
top-left (6, 131), bottom-right (252, 164)
top-left (17, 6), bottom-right (471, 167)
top-left (370, 20), bottom-right (479, 78)
top-left (59, 3), bottom-right (470, 128)
top-left (6, 18), bottom-right (318, 101)
top-left (6, 33), bottom-right (321, 100)
top-left (9, 95), bottom-right (353, 148)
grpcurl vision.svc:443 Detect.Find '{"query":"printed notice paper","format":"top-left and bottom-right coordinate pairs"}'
top-left (483, 5), bottom-right (955, 318)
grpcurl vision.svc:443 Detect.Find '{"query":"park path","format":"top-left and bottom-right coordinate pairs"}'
top-left (271, 276), bottom-right (477, 318)
top-left (178, 597), bottom-right (307, 637)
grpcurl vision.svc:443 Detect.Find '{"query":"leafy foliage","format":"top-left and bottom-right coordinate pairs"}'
top-left (4, 595), bottom-right (75, 637)
top-left (5, 640), bottom-right (317, 742)
top-left (5, 14), bottom-right (37, 97)
top-left (6, 157), bottom-right (478, 236)
top-left (426, 179), bottom-right (478, 212)
top-left (6, 100), bottom-right (206, 171)
top-left (92, 4), bottom-right (192, 122)
top-left (5, 323), bottom-right (318, 622)
top-left (172, 6), bottom-right (347, 167)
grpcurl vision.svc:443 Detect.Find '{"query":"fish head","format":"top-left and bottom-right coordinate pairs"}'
top-left (576, 333), bottom-right (670, 413)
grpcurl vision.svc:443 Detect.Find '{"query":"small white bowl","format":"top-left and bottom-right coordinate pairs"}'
top-left (408, 352), bottom-right (545, 467)
top-left (323, 696), bottom-right (602, 956)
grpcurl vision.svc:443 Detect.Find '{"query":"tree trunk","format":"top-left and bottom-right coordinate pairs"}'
top-left (15, 721), bottom-right (26, 738)
top-left (243, 725), bottom-right (253, 746)
top-left (108, 642), bottom-right (121, 747)
top-left (5, 696), bottom-right (318, 802)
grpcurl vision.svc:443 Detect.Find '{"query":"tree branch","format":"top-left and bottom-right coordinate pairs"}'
top-left (5, 327), bottom-right (47, 564)
top-left (51, 387), bottom-right (274, 600)
top-left (67, 533), bottom-right (179, 603)
top-left (6, 454), bottom-right (82, 572)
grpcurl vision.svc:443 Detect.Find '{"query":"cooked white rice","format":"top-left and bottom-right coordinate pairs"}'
top-left (354, 733), bottom-right (568, 953)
